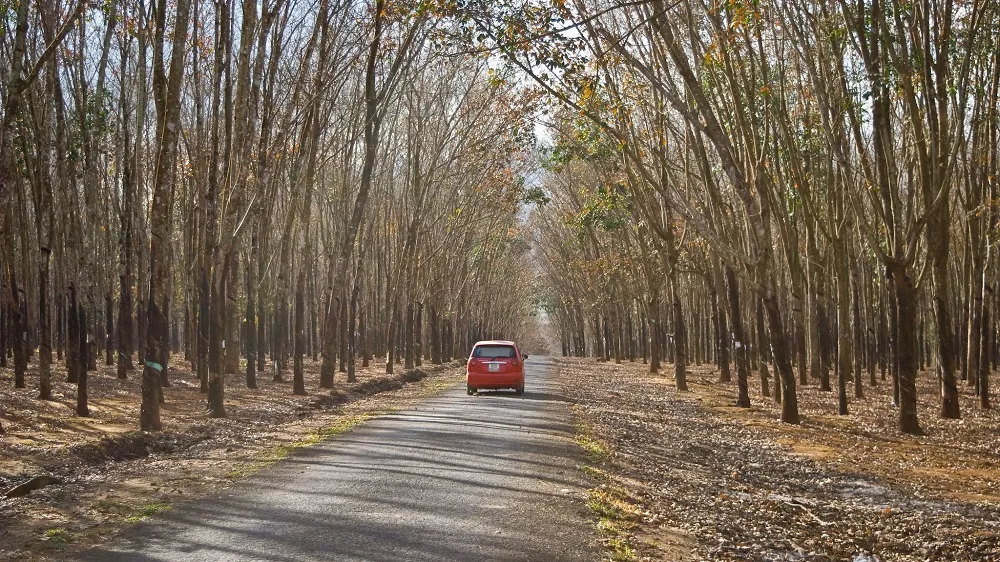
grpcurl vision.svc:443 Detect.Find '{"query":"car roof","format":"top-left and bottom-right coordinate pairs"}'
top-left (473, 340), bottom-right (516, 346)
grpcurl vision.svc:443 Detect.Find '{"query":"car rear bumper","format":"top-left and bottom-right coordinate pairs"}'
top-left (466, 372), bottom-right (524, 388)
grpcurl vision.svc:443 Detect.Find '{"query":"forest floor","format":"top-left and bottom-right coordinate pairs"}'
top-left (0, 354), bottom-right (466, 560)
top-left (556, 357), bottom-right (1000, 562)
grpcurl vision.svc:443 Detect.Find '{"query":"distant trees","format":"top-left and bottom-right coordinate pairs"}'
top-left (522, 0), bottom-right (1000, 433)
top-left (1, 0), bottom-right (538, 431)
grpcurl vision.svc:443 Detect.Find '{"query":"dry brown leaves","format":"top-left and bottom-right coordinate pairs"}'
top-left (0, 354), bottom-right (465, 560)
top-left (555, 357), bottom-right (1000, 562)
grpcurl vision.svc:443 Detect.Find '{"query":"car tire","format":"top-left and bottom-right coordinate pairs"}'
top-left (515, 384), bottom-right (524, 396)
top-left (467, 386), bottom-right (476, 396)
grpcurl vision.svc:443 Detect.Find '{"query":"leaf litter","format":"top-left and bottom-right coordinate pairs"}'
top-left (555, 357), bottom-right (1000, 562)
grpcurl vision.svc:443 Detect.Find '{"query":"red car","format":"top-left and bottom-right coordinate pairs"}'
top-left (466, 340), bottom-right (527, 395)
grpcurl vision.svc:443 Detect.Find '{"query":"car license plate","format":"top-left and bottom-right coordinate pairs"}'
top-left (488, 363), bottom-right (500, 373)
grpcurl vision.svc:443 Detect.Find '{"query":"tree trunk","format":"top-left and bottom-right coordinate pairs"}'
top-left (245, 245), bottom-right (257, 389)
top-left (755, 298), bottom-right (770, 399)
top-left (835, 248), bottom-right (852, 416)
top-left (386, 301), bottom-right (397, 375)
top-left (105, 292), bottom-right (114, 365)
top-left (979, 283), bottom-right (992, 409)
top-left (429, 305), bottom-right (440, 364)
top-left (142, 0), bottom-right (191, 431)
top-left (890, 265), bottom-right (922, 434)
top-left (932, 249), bottom-right (961, 419)
top-left (339, 296), bottom-right (348, 373)
top-left (117, 157), bottom-right (134, 379)
top-left (225, 257), bottom-right (240, 375)
top-left (415, 303), bottom-right (423, 367)
top-left (67, 287), bottom-right (80, 383)
top-left (725, 267), bottom-right (750, 408)
top-left (648, 297), bottom-right (660, 374)
top-left (12, 281), bottom-right (26, 389)
top-left (38, 254), bottom-right (52, 400)
top-left (671, 290), bottom-right (687, 391)
top-left (320, 293), bottom-right (337, 388)
top-left (198, 267), bottom-right (210, 392)
top-left (76, 299), bottom-right (89, 417)
top-left (817, 300), bottom-right (833, 391)
top-left (852, 276), bottom-right (864, 399)
top-left (208, 272), bottom-right (227, 417)
top-left (762, 293), bottom-right (799, 424)
top-left (404, 302), bottom-right (414, 369)
top-left (293, 271), bottom-right (307, 395)
top-left (361, 309), bottom-right (370, 369)
top-left (712, 267), bottom-right (730, 383)
top-left (348, 280), bottom-right (360, 383)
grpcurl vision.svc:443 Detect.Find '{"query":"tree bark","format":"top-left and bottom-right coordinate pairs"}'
top-left (76, 294), bottom-right (89, 417)
top-left (890, 265), bottom-right (922, 434)
top-left (293, 271), bottom-right (307, 395)
top-left (245, 242), bottom-right (257, 389)
top-left (142, 0), bottom-right (192, 431)
top-left (725, 267), bottom-right (750, 408)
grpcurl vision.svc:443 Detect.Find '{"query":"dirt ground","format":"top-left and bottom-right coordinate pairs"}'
top-left (555, 357), bottom-right (1000, 562)
top-left (0, 353), bottom-right (465, 560)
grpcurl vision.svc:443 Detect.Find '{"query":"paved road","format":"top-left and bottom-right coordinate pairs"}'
top-left (82, 357), bottom-right (599, 562)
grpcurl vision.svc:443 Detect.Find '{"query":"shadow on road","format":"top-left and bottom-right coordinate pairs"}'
top-left (476, 389), bottom-right (575, 404)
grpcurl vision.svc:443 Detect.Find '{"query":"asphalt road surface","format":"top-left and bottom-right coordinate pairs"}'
top-left (82, 357), bottom-right (599, 562)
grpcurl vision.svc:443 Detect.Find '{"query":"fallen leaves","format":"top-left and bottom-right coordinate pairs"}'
top-left (556, 357), bottom-right (1000, 562)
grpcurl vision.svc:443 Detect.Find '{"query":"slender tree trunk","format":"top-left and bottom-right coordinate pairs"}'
top-left (933, 248), bottom-right (961, 418)
top-left (11, 280), bottom-right (25, 389)
top-left (105, 292), bottom-right (114, 365)
top-left (339, 296), bottom-right (348, 373)
top-left (225, 257), bottom-right (240, 375)
top-left (404, 302), bottom-right (415, 369)
top-left (979, 283), bottom-right (991, 409)
top-left (293, 271), bottom-right (307, 395)
top-left (348, 280), bottom-right (360, 382)
top-left (320, 293), bottom-right (337, 388)
top-left (415, 303), bottom-right (423, 368)
top-left (648, 296), bottom-right (660, 374)
top-left (142, 0), bottom-right (191, 431)
top-left (245, 244), bottom-right (257, 389)
top-left (762, 293), bottom-right (799, 424)
top-left (386, 301), bottom-right (397, 375)
top-left (852, 276), bottom-right (864, 398)
top-left (198, 267), bottom-right (209, 391)
top-left (835, 245), bottom-right (852, 416)
top-left (671, 289), bottom-right (687, 391)
top-left (118, 162), bottom-right (134, 379)
top-left (725, 267), bottom-right (750, 408)
top-left (429, 305), bottom-right (440, 364)
top-left (256, 250), bottom-right (266, 375)
top-left (67, 287), bottom-right (79, 383)
top-left (38, 252), bottom-right (52, 400)
top-left (755, 298), bottom-right (770, 399)
top-left (818, 300), bottom-right (832, 391)
top-left (361, 309), bottom-right (370, 369)
top-left (208, 271), bottom-right (227, 417)
top-left (76, 297), bottom-right (89, 417)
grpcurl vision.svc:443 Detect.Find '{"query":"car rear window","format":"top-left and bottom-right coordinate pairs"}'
top-left (473, 345), bottom-right (516, 359)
